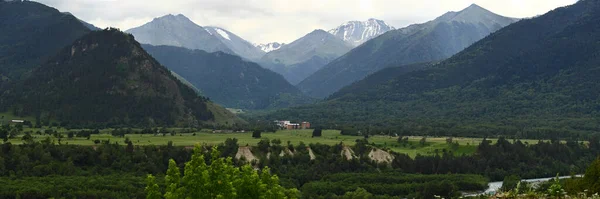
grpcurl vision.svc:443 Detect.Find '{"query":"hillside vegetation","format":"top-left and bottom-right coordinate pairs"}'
top-left (262, 0), bottom-right (600, 138)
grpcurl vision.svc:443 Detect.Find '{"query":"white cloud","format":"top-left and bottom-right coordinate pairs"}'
top-left (34, 0), bottom-right (577, 44)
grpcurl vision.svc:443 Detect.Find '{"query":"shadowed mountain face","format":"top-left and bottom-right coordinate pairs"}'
top-left (260, 29), bottom-right (353, 85)
top-left (298, 4), bottom-right (518, 98)
top-left (125, 14), bottom-right (233, 55)
top-left (264, 0), bottom-right (600, 134)
top-left (0, 0), bottom-right (90, 80)
top-left (142, 44), bottom-right (314, 110)
top-left (0, 30), bottom-right (242, 127)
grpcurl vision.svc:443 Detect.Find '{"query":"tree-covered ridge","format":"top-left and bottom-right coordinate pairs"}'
top-left (0, 29), bottom-right (239, 127)
top-left (297, 4), bottom-right (518, 98)
top-left (0, 0), bottom-right (90, 80)
top-left (142, 44), bottom-right (315, 110)
top-left (263, 0), bottom-right (600, 136)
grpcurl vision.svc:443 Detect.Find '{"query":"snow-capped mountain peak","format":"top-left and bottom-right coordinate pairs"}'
top-left (255, 42), bottom-right (285, 52)
top-left (328, 18), bottom-right (395, 46)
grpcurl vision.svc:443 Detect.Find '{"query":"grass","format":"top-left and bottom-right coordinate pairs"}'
top-left (5, 129), bottom-right (546, 158)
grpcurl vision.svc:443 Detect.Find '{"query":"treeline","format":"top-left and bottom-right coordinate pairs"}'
top-left (0, 136), bottom-right (598, 197)
top-left (301, 173), bottom-right (487, 198)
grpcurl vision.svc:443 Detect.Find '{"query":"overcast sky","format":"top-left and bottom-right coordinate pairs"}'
top-left (35, 0), bottom-right (577, 44)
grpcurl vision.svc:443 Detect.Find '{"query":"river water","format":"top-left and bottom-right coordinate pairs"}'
top-left (465, 175), bottom-right (582, 196)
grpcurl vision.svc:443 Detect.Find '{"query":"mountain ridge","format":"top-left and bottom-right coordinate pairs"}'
top-left (328, 18), bottom-right (395, 46)
top-left (260, 29), bottom-right (353, 85)
top-left (125, 14), bottom-right (234, 55)
top-left (297, 4), bottom-right (519, 98)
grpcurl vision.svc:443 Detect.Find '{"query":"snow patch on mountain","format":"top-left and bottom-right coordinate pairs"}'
top-left (328, 18), bottom-right (395, 46)
top-left (255, 42), bottom-right (285, 52)
top-left (215, 28), bottom-right (231, 41)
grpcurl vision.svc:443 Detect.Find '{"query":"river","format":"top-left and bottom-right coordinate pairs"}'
top-left (464, 175), bottom-right (583, 197)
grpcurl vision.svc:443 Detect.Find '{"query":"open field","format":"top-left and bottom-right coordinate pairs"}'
top-left (6, 129), bottom-right (548, 157)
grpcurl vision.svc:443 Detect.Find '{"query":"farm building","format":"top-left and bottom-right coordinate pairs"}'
top-left (274, 120), bottom-right (311, 130)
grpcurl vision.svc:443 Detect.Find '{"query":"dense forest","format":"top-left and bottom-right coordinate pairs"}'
top-left (0, 29), bottom-right (234, 128)
top-left (0, 127), bottom-right (598, 198)
top-left (261, 0), bottom-right (600, 139)
top-left (0, 0), bottom-right (90, 81)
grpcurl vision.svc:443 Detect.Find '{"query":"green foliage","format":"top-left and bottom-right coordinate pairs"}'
top-left (312, 128), bottom-right (322, 137)
top-left (584, 158), bottom-right (600, 194)
top-left (0, 0), bottom-right (90, 80)
top-left (253, 130), bottom-right (263, 138)
top-left (501, 175), bottom-right (521, 192)
top-left (142, 45), bottom-right (314, 110)
top-left (264, 0), bottom-right (600, 138)
top-left (1, 29), bottom-right (229, 127)
top-left (301, 172), bottom-right (486, 198)
top-left (146, 146), bottom-right (294, 199)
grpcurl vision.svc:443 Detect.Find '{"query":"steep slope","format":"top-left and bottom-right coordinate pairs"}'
top-left (142, 44), bottom-right (314, 110)
top-left (0, 0), bottom-right (90, 80)
top-left (256, 42), bottom-right (285, 53)
top-left (260, 29), bottom-right (353, 85)
top-left (125, 14), bottom-right (233, 54)
top-left (298, 4), bottom-right (518, 98)
top-left (0, 29), bottom-right (239, 127)
top-left (204, 26), bottom-right (265, 61)
top-left (328, 18), bottom-right (395, 46)
top-left (264, 0), bottom-right (600, 135)
top-left (62, 12), bottom-right (101, 30)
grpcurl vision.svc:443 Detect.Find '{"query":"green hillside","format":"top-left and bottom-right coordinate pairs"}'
top-left (0, 0), bottom-right (90, 80)
top-left (0, 29), bottom-right (241, 127)
top-left (262, 0), bottom-right (600, 138)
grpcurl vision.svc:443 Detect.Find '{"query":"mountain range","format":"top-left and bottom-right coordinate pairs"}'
top-left (125, 14), bottom-right (234, 56)
top-left (2, 29), bottom-right (241, 126)
top-left (260, 29), bottom-right (354, 85)
top-left (204, 26), bottom-right (265, 61)
top-left (264, 0), bottom-right (600, 134)
top-left (142, 44), bottom-right (313, 110)
top-left (328, 18), bottom-right (395, 46)
top-left (298, 4), bottom-right (519, 98)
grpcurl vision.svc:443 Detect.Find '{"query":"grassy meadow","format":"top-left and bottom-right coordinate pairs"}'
top-left (5, 128), bottom-right (547, 157)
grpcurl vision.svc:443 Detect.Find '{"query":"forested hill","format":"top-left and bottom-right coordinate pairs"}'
top-left (262, 0), bottom-right (600, 137)
top-left (0, 29), bottom-right (240, 127)
top-left (142, 44), bottom-right (315, 110)
top-left (0, 0), bottom-right (90, 80)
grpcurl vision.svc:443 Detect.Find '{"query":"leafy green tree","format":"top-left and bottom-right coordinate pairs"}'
top-left (312, 128), bottom-right (322, 137)
top-left (501, 175), bottom-right (521, 192)
top-left (146, 146), bottom-right (296, 199)
top-left (583, 157), bottom-right (600, 194)
top-left (342, 188), bottom-right (373, 199)
top-left (252, 130), bottom-right (262, 138)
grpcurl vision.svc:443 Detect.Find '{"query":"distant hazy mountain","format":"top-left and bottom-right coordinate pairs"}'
top-left (0, 0), bottom-right (90, 80)
top-left (204, 26), bottom-right (265, 61)
top-left (256, 42), bottom-right (285, 52)
top-left (260, 29), bottom-right (353, 85)
top-left (142, 44), bottom-right (314, 110)
top-left (328, 18), bottom-right (395, 46)
top-left (125, 14), bottom-right (233, 54)
top-left (1, 29), bottom-right (242, 126)
top-left (298, 4), bottom-right (518, 98)
top-left (264, 0), bottom-right (600, 134)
